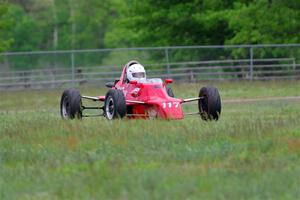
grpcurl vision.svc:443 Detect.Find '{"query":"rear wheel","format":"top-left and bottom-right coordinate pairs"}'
top-left (166, 87), bottom-right (174, 97)
top-left (60, 89), bottom-right (83, 119)
top-left (104, 89), bottom-right (126, 120)
top-left (198, 87), bottom-right (221, 121)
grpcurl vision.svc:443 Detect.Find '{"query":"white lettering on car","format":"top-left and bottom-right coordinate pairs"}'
top-left (162, 102), bottom-right (180, 109)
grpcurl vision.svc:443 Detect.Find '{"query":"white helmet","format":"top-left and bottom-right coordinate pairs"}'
top-left (127, 63), bottom-right (146, 82)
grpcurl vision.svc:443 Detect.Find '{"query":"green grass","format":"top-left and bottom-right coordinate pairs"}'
top-left (1, 80), bottom-right (300, 199)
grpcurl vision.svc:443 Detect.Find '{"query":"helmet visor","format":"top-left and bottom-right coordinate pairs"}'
top-left (132, 72), bottom-right (145, 78)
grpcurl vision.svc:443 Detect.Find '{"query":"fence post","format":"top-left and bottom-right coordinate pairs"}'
top-left (165, 48), bottom-right (170, 75)
top-left (249, 46), bottom-right (253, 81)
top-left (293, 58), bottom-right (296, 70)
top-left (71, 52), bottom-right (75, 86)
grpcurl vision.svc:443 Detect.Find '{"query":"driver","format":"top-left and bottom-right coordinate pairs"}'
top-left (126, 63), bottom-right (146, 82)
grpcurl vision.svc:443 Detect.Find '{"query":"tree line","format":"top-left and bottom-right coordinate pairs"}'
top-left (0, 0), bottom-right (299, 53)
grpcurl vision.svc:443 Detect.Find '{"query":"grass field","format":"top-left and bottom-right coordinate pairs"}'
top-left (1, 81), bottom-right (300, 199)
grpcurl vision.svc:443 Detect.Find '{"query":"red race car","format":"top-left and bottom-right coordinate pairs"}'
top-left (60, 60), bottom-right (221, 120)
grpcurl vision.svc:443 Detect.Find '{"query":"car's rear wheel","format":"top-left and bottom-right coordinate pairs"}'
top-left (104, 89), bottom-right (126, 120)
top-left (198, 86), bottom-right (221, 121)
top-left (60, 89), bottom-right (83, 119)
top-left (166, 87), bottom-right (174, 97)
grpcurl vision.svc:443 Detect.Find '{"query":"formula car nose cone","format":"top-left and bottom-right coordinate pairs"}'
top-left (157, 101), bottom-right (184, 119)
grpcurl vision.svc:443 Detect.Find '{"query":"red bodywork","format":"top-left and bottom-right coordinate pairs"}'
top-left (98, 63), bottom-right (184, 119)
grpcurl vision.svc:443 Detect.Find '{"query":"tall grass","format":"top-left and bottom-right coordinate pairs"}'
top-left (0, 81), bottom-right (300, 199)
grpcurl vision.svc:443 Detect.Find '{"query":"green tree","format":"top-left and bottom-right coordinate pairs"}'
top-left (46, 0), bottom-right (124, 50)
top-left (1, 0), bottom-right (124, 51)
top-left (226, 0), bottom-right (300, 45)
top-left (105, 0), bottom-right (300, 47)
top-left (0, 2), bottom-right (13, 52)
top-left (105, 0), bottom-right (236, 47)
top-left (2, 3), bottom-right (44, 51)
top-left (224, 0), bottom-right (300, 59)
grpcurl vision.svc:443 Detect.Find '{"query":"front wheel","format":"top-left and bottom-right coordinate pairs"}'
top-left (60, 89), bottom-right (83, 119)
top-left (104, 89), bottom-right (126, 120)
top-left (198, 87), bottom-right (221, 121)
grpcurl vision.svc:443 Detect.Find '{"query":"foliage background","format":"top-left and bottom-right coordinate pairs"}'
top-left (0, 0), bottom-right (299, 53)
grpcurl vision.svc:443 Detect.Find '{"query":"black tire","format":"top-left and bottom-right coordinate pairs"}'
top-left (166, 87), bottom-right (174, 97)
top-left (60, 89), bottom-right (83, 119)
top-left (104, 89), bottom-right (126, 120)
top-left (198, 87), bottom-right (221, 121)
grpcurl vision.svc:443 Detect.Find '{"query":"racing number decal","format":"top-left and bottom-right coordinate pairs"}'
top-left (162, 102), bottom-right (179, 109)
top-left (162, 102), bottom-right (171, 108)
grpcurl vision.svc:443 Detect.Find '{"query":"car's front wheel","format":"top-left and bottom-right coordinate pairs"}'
top-left (198, 86), bottom-right (221, 121)
top-left (104, 89), bottom-right (126, 120)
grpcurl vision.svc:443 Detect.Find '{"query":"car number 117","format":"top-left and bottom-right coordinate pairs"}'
top-left (162, 102), bottom-right (179, 109)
